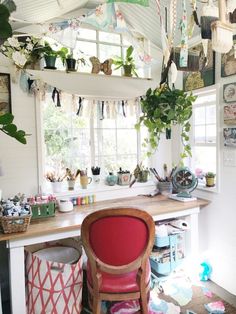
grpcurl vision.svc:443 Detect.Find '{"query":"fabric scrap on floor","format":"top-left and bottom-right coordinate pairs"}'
top-left (204, 300), bottom-right (225, 313)
top-left (202, 287), bottom-right (213, 298)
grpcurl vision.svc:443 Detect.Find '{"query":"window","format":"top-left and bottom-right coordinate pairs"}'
top-left (46, 28), bottom-right (147, 77)
top-left (42, 93), bottom-right (145, 178)
top-left (188, 87), bottom-right (218, 186)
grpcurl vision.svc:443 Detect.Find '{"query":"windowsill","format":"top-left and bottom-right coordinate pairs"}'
top-left (196, 183), bottom-right (219, 194)
top-left (49, 180), bottom-right (156, 201)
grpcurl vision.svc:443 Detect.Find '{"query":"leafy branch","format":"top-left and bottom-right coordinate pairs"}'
top-left (0, 113), bottom-right (28, 144)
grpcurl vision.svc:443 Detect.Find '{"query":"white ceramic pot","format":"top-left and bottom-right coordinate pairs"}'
top-left (58, 199), bottom-right (73, 212)
top-left (51, 181), bottom-right (63, 193)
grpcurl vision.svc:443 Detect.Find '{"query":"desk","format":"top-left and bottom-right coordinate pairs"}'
top-left (0, 195), bottom-right (209, 314)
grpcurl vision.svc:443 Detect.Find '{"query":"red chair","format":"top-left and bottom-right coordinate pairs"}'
top-left (81, 207), bottom-right (155, 314)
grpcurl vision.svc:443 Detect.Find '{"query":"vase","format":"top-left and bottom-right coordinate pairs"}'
top-left (44, 56), bottom-right (57, 69)
top-left (106, 173), bottom-right (117, 186)
top-left (137, 170), bottom-right (149, 183)
top-left (65, 58), bottom-right (77, 71)
top-left (157, 181), bottom-right (173, 195)
top-left (67, 180), bottom-right (76, 191)
top-left (51, 181), bottom-right (63, 193)
top-left (123, 65), bottom-right (132, 77)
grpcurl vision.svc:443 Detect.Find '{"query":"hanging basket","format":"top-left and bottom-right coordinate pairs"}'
top-left (172, 47), bottom-right (205, 72)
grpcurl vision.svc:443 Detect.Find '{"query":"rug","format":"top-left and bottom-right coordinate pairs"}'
top-left (81, 270), bottom-right (236, 314)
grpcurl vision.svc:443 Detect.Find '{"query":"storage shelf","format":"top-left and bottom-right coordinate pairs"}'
top-left (26, 69), bottom-right (155, 99)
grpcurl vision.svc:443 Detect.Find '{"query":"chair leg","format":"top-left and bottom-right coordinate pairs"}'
top-left (92, 295), bottom-right (101, 314)
top-left (140, 291), bottom-right (149, 314)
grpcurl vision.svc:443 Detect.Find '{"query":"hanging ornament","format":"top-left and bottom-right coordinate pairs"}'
top-left (179, 0), bottom-right (188, 68)
top-left (211, 0), bottom-right (233, 53)
top-left (201, 0), bottom-right (219, 39)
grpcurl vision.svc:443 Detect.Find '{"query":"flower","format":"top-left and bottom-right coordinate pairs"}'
top-left (12, 51), bottom-right (28, 68)
top-left (0, 36), bottom-right (43, 69)
top-left (7, 37), bottom-right (20, 48)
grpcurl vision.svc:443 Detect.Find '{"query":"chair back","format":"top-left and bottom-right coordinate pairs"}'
top-left (81, 207), bottom-right (155, 271)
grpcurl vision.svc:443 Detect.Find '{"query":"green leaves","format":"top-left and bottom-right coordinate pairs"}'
top-left (112, 46), bottom-right (138, 77)
top-left (0, 113), bottom-right (28, 144)
top-left (137, 85), bottom-right (197, 160)
top-left (0, 4), bottom-right (12, 40)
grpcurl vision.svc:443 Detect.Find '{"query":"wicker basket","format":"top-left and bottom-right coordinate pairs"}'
top-left (0, 213), bottom-right (32, 234)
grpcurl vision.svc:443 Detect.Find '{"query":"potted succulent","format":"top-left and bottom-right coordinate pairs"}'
top-left (113, 45), bottom-right (138, 77)
top-left (136, 84), bottom-right (197, 159)
top-left (65, 168), bottom-right (80, 190)
top-left (205, 172), bottom-right (216, 187)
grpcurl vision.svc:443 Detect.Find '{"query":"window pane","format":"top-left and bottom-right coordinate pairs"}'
top-left (193, 146), bottom-right (216, 174)
top-left (117, 115), bottom-right (136, 128)
top-left (74, 41), bottom-right (97, 72)
top-left (194, 93), bottom-right (216, 105)
top-left (101, 118), bottom-right (116, 129)
top-left (78, 28), bottom-right (96, 40)
top-left (194, 107), bottom-right (205, 125)
top-left (117, 154), bottom-right (137, 171)
top-left (206, 124), bottom-right (216, 143)
top-left (194, 125), bottom-right (205, 143)
top-left (117, 130), bottom-right (137, 154)
top-left (101, 129), bottom-right (116, 155)
top-left (206, 105), bottom-right (216, 124)
top-left (99, 31), bottom-right (120, 44)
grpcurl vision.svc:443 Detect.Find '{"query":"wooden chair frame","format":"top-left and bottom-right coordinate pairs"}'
top-left (81, 207), bottom-right (155, 314)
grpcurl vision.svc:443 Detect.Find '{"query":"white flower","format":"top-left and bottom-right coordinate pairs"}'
top-left (1, 46), bottom-right (6, 51)
top-left (12, 51), bottom-right (27, 68)
top-left (7, 37), bottom-right (20, 48)
top-left (26, 43), bottom-right (33, 51)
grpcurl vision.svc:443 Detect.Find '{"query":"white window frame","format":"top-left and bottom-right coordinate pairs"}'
top-left (188, 84), bottom-right (220, 193)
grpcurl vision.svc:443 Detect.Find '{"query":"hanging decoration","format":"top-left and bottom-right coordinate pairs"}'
top-left (200, 0), bottom-right (219, 40)
top-left (89, 57), bottom-right (113, 75)
top-left (106, 0), bottom-right (149, 6)
top-left (211, 0), bottom-right (233, 53)
top-left (188, 0), bottom-right (200, 39)
top-left (52, 87), bottom-right (61, 107)
top-left (179, 0), bottom-right (188, 68)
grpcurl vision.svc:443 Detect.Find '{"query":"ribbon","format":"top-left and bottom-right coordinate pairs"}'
top-left (52, 87), bottom-right (61, 107)
top-left (76, 96), bottom-right (83, 116)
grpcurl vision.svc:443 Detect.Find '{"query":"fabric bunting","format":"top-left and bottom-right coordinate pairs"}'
top-left (107, 0), bottom-right (149, 6)
top-left (179, 0), bottom-right (188, 67)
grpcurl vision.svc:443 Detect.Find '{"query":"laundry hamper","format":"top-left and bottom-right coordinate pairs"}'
top-left (25, 238), bottom-right (83, 314)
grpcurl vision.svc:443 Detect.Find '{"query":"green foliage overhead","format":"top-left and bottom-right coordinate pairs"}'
top-left (0, 4), bottom-right (12, 40)
top-left (0, 113), bottom-right (28, 144)
top-left (135, 85), bottom-right (197, 159)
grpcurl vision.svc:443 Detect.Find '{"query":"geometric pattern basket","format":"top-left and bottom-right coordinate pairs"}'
top-left (25, 239), bottom-right (83, 314)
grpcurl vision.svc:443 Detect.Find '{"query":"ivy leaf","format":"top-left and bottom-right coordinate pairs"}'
top-left (0, 20), bottom-right (12, 39)
top-left (0, 113), bottom-right (14, 125)
top-left (3, 123), bottom-right (17, 133)
top-left (0, 4), bottom-right (10, 18)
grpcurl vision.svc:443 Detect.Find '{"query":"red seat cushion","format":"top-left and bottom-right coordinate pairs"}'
top-left (86, 260), bottom-right (151, 293)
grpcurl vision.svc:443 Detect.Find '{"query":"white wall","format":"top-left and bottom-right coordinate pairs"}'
top-left (193, 51), bottom-right (236, 295)
top-left (0, 56), bottom-right (38, 199)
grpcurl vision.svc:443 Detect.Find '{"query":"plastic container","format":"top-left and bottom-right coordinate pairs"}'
top-left (31, 202), bottom-right (55, 219)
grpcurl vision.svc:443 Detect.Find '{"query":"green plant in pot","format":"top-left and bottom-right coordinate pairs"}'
top-left (113, 45), bottom-right (138, 77)
top-left (41, 42), bottom-right (67, 69)
top-left (136, 84), bottom-right (197, 159)
top-left (62, 50), bottom-right (86, 72)
top-left (205, 172), bottom-right (215, 187)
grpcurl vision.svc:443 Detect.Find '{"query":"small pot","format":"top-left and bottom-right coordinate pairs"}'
top-left (157, 181), bottom-right (173, 195)
top-left (106, 173), bottom-right (117, 186)
top-left (137, 170), bottom-right (149, 183)
top-left (44, 55), bottom-right (57, 69)
top-left (206, 177), bottom-right (215, 187)
top-left (123, 65), bottom-right (132, 77)
top-left (51, 181), bottom-right (63, 193)
top-left (67, 180), bottom-right (75, 191)
top-left (65, 58), bottom-right (77, 71)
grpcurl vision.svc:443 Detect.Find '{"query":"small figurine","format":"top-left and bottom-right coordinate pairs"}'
top-left (90, 56), bottom-right (113, 75)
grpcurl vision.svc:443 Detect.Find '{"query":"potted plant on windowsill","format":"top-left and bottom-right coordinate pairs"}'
top-left (65, 168), bottom-right (80, 190)
top-left (136, 84), bottom-right (197, 159)
top-left (112, 45), bottom-right (138, 77)
top-left (41, 42), bottom-right (68, 69)
top-left (205, 172), bottom-right (216, 187)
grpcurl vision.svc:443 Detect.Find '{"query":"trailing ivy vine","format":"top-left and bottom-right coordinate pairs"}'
top-left (136, 84), bottom-right (197, 159)
top-left (0, 113), bottom-right (28, 144)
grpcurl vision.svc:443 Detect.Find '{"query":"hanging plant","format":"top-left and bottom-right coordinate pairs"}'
top-left (0, 2), bottom-right (15, 42)
top-left (136, 84), bottom-right (197, 159)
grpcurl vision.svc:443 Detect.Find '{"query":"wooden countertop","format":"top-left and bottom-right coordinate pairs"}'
top-left (0, 195), bottom-right (209, 242)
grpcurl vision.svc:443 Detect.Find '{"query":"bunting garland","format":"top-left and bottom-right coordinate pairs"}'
top-left (106, 0), bottom-right (149, 6)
